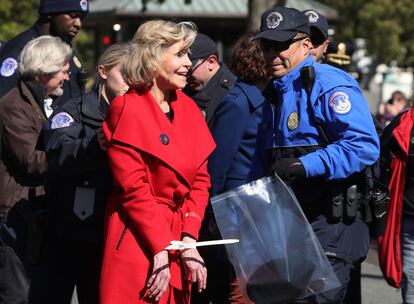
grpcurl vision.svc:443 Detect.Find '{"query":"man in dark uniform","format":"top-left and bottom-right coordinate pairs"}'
top-left (0, 0), bottom-right (89, 102)
top-left (184, 33), bottom-right (236, 304)
top-left (184, 33), bottom-right (237, 129)
top-left (250, 7), bottom-right (380, 303)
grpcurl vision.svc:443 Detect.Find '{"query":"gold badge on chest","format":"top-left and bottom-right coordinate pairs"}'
top-left (287, 112), bottom-right (299, 131)
top-left (73, 55), bottom-right (82, 68)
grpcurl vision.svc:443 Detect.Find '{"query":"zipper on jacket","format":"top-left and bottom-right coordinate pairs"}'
top-left (115, 225), bottom-right (127, 250)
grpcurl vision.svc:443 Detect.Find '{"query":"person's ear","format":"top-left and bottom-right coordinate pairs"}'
top-left (207, 55), bottom-right (218, 70)
top-left (98, 65), bottom-right (108, 80)
top-left (301, 37), bottom-right (312, 54)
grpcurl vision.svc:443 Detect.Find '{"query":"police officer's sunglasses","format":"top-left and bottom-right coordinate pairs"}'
top-left (260, 36), bottom-right (307, 53)
top-left (188, 57), bottom-right (209, 77)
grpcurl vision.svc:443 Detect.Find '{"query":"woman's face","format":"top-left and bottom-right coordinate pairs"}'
top-left (99, 62), bottom-right (129, 102)
top-left (155, 40), bottom-right (192, 91)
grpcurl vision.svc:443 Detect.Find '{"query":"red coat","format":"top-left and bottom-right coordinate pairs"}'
top-left (100, 89), bottom-right (215, 304)
top-left (378, 108), bottom-right (413, 288)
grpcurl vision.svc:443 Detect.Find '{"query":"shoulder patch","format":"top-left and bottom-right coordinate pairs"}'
top-left (329, 91), bottom-right (352, 114)
top-left (0, 58), bottom-right (18, 77)
top-left (50, 112), bottom-right (75, 129)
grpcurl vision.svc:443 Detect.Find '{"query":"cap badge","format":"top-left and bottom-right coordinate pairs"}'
top-left (266, 12), bottom-right (283, 29)
top-left (160, 133), bottom-right (170, 145)
top-left (80, 0), bottom-right (88, 12)
top-left (0, 58), bottom-right (18, 77)
top-left (304, 11), bottom-right (319, 23)
top-left (287, 112), bottom-right (299, 131)
top-left (338, 43), bottom-right (347, 56)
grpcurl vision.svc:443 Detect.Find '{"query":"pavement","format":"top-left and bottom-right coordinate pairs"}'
top-left (361, 241), bottom-right (401, 304)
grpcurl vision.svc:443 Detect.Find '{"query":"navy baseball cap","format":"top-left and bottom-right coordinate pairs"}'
top-left (255, 7), bottom-right (310, 42)
top-left (189, 33), bottom-right (218, 66)
top-left (39, 0), bottom-right (89, 15)
top-left (303, 9), bottom-right (329, 39)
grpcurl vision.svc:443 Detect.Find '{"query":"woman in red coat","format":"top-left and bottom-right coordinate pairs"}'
top-left (100, 20), bottom-right (215, 304)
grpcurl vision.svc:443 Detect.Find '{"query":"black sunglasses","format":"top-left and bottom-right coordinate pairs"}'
top-left (188, 57), bottom-right (209, 77)
top-left (261, 36), bottom-right (307, 53)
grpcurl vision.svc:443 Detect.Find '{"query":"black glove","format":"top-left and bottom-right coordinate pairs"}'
top-left (270, 158), bottom-right (306, 181)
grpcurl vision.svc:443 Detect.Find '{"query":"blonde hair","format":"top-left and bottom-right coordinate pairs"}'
top-left (97, 42), bottom-right (131, 72)
top-left (19, 35), bottom-right (72, 79)
top-left (123, 19), bottom-right (197, 90)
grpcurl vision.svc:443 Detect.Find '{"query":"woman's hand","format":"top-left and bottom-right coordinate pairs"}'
top-left (147, 250), bottom-right (170, 301)
top-left (181, 237), bottom-right (207, 292)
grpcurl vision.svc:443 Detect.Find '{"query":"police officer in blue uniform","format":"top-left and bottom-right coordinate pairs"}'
top-left (250, 7), bottom-right (380, 303)
top-left (0, 0), bottom-right (89, 101)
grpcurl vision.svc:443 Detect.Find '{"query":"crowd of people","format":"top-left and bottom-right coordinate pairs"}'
top-left (0, 1), bottom-right (412, 304)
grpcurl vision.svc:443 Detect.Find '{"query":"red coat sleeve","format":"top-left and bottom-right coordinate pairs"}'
top-left (182, 159), bottom-right (211, 239)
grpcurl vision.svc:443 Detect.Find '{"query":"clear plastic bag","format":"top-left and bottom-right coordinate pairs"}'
top-left (211, 176), bottom-right (341, 303)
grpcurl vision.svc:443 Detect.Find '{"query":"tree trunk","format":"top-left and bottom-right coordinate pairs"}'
top-left (247, 0), bottom-right (286, 31)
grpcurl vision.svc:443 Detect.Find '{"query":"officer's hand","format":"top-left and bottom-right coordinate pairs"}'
top-left (270, 158), bottom-right (305, 181)
top-left (147, 250), bottom-right (170, 301)
top-left (96, 128), bottom-right (107, 151)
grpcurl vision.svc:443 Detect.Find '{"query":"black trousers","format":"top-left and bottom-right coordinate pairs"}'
top-left (0, 224), bottom-right (29, 304)
top-left (29, 237), bottom-right (102, 304)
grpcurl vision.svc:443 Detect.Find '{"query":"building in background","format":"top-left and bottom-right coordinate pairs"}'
top-left (84, 0), bottom-right (337, 63)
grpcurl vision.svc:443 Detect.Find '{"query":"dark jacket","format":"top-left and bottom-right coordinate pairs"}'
top-left (0, 23), bottom-right (85, 102)
top-left (208, 80), bottom-right (265, 195)
top-left (0, 81), bottom-right (48, 217)
top-left (43, 91), bottom-right (112, 242)
top-left (185, 64), bottom-right (236, 129)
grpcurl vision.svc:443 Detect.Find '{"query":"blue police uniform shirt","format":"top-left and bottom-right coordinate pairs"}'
top-left (252, 56), bottom-right (379, 180)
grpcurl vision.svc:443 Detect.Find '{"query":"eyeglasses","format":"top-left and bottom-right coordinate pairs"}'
top-left (261, 36), bottom-right (307, 53)
top-left (188, 57), bottom-right (208, 76)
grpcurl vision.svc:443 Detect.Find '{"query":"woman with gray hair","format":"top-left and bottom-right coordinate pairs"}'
top-left (100, 20), bottom-right (215, 304)
top-left (0, 35), bottom-right (71, 303)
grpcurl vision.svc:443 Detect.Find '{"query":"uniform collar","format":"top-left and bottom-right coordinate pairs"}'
top-left (191, 64), bottom-right (235, 102)
top-left (81, 90), bottom-right (105, 123)
top-left (237, 80), bottom-right (265, 109)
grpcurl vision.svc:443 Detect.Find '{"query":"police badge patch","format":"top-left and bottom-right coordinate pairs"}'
top-left (51, 112), bottom-right (75, 129)
top-left (329, 91), bottom-right (352, 114)
top-left (0, 58), bottom-right (18, 77)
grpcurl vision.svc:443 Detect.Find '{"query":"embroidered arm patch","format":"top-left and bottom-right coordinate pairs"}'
top-left (329, 91), bottom-right (352, 114)
top-left (50, 112), bottom-right (75, 129)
